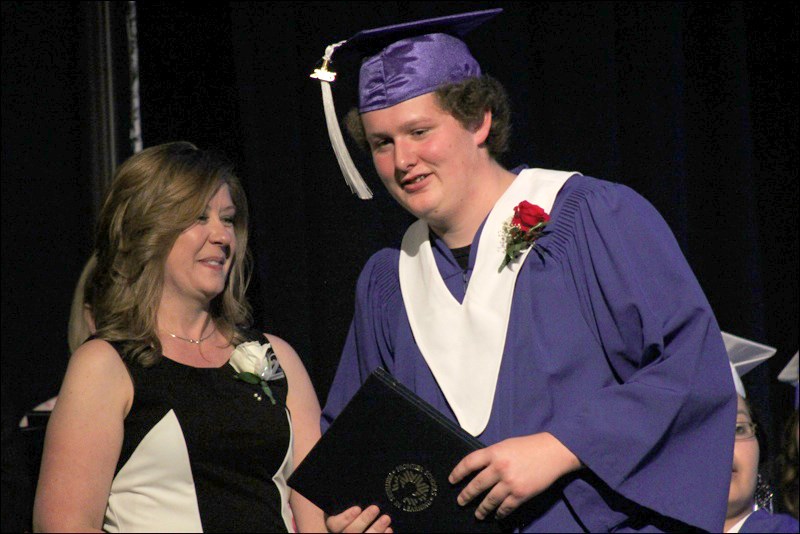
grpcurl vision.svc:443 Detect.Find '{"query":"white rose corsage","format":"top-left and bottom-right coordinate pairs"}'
top-left (229, 341), bottom-right (285, 405)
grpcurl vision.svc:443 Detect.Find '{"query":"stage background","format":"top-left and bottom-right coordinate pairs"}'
top-left (2, 1), bottom-right (797, 526)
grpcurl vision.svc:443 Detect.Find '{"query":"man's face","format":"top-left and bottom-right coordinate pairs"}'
top-left (361, 93), bottom-right (485, 225)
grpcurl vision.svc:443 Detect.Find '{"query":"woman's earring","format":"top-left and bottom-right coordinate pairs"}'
top-left (754, 472), bottom-right (774, 513)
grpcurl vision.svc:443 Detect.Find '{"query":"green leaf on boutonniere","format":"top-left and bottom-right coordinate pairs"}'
top-left (234, 371), bottom-right (260, 384)
top-left (261, 382), bottom-right (277, 405)
top-left (498, 253), bottom-right (514, 272)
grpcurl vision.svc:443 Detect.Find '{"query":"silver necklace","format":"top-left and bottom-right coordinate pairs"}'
top-left (167, 324), bottom-right (216, 344)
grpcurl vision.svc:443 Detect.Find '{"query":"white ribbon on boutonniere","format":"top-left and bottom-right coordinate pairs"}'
top-left (230, 341), bottom-right (285, 405)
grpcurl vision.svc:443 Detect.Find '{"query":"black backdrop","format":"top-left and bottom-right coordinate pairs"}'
top-left (2, 0), bottom-right (798, 521)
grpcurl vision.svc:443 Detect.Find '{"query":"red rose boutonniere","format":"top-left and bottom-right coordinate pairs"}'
top-left (498, 201), bottom-right (551, 271)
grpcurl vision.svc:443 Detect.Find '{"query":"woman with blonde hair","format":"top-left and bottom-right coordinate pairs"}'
top-left (33, 142), bottom-right (327, 532)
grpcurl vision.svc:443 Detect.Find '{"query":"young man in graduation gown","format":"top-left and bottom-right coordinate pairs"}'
top-left (313, 9), bottom-right (737, 533)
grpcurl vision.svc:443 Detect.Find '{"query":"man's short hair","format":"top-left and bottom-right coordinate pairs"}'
top-left (345, 75), bottom-right (511, 160)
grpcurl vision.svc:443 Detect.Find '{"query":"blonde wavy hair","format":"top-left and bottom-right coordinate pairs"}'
top-left (89, 141), bottom-right (252, 366)
top-left (67, 252), bottom-right (97, 353)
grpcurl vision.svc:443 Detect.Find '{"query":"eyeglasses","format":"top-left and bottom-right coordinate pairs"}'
top-left (735, 421), bottom-right (757, 441)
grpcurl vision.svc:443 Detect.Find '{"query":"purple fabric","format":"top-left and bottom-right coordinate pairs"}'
top-left (322, 174), bottom-right (737, 531)
top-left (359, 33), bottom-right (481, 112)
top-left (740, 509), bottom-right (800, 533)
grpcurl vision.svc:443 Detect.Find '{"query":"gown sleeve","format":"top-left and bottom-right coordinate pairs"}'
top-left (544, 179), bottom-right (737, 531)
top-left (740, 509), bottom-right (800, 533)
top-left (321, 249), bottom-right (399, 433)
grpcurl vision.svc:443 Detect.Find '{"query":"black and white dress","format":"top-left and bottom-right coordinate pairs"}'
top-left (102, 332), bottom-right (294, 532)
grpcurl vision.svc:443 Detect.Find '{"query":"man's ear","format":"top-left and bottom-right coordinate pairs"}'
top-left (472, 109), bottom-right (492, 147)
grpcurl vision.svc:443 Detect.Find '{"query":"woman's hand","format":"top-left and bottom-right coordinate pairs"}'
top-left (449, 432), bottom-right (582, 520)
top-left (325, 505), bottom-right (392, 533)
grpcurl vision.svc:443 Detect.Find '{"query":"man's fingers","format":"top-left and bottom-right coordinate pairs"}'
top-left (474, 483), bottom-right (509, 520)
top-left (343, 505), bottom-right (380, 533)
top-left (325, 506), bottom-right (361, 533)
top-left (449, 448), bottom-right (490, 485)
top-left (456, 465), bottom-right (499, 506)
top-left (365, 513), bottom-right (392, 533)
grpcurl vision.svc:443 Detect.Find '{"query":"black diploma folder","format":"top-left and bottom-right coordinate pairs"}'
top-left (287, 367), bottom-right (505, 532)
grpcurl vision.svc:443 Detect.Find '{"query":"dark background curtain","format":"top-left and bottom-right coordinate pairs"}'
top-left (2, 0), bottom-right (797, 528)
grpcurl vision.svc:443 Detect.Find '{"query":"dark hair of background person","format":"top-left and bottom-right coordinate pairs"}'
top-left (777, 411), bottom-right (799, 518)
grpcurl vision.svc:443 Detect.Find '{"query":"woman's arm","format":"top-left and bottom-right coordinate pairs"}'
top-left (268, 334), bottom-right (392, 533)
top-left (266, 334), bottom-right (327, 533)
top-left (33, 339), bottom-right (133, 532)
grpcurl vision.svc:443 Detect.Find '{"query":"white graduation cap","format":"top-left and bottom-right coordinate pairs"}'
top-left (777, 351), bottom-right (799, 409)
top-left (778, 351), bottom-right (799, 385)
top-left (722, 331), bottom-right (777, 397)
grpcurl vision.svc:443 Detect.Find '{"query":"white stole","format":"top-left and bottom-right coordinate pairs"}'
top-left (399, 168), bottom-right (577, 436)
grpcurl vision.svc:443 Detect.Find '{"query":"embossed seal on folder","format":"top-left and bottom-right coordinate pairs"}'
top-left (385, 463), bottom-right (438, 512)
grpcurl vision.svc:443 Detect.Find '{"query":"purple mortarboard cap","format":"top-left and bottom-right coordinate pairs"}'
top-left (310, 9), bottom-right (502, 199)
top-left (336, 9), bottom-right (501, 112)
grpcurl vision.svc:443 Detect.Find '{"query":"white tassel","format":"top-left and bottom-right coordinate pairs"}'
top-left (320, 81), bottom-right (372, 199)
top-left (311, 42), bottom-right (372, 200)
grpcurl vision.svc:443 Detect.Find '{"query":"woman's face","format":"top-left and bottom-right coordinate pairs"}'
top-left (727, 395), bottom-right (760, 519)
top-left (163, 184), bottom-right (237, 306)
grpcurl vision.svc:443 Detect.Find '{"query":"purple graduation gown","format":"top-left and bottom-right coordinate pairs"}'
top-left (322, 174), bottom-right (736, 532)
top-left (739, 509), bottom-right (800, 533)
